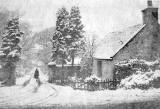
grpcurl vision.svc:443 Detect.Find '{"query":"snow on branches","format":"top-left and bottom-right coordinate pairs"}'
top-left (51, 6), bottom-right (85, 66)
top-left (0, 17), bottom-right (23, 62)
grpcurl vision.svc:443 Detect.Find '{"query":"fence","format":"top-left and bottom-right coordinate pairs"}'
top-left (53, 79), bottom-right (120, 91)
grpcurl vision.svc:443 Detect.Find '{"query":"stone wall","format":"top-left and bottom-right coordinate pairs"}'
top-left (48, 65), bottom-right (81, 82)
top-left (0, 68), bottom-right (9, 81)
top-left (113, 23), bottom-right (160, 63)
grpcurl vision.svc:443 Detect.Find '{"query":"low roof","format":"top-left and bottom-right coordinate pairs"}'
top-left (56, 64), bottom-right (80, 67)
top-left (94, 24), bottom-right (145, 59)
top-left (48, 57), bottom-right (81, 66)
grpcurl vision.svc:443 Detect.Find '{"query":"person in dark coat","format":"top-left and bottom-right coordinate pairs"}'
top-left (34, 68), bottom-right (41, 86)
top-left (34, 68), bottom-right (39, 79)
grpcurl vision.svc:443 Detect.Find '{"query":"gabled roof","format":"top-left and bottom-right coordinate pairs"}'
top-left (94, 24), bottom-right (146, 59)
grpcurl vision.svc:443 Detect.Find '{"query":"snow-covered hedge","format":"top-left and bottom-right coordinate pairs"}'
top-left (114, 59), bottom-right (160, 81)
top-left (84, 74), bottom-right (101, 82)
top-left (68, 76), bottom-right (83, 82)
top-left (115, 59), bottom-right (160, 89)
top-left (120, 70), bottom-right (160, 89)
top-left (68, 74), bottom-right (101, 83)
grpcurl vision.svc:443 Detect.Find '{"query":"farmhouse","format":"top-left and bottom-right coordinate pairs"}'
top-left (93, 0), bottom-right (160, 80)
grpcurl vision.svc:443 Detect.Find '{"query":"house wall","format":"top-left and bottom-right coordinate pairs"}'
top-left (92, 59), bottom-right (98, 76)
top-left (113, 23), bottom-right (160, 63)
top-left (101, 60), bottom-right (114, 80)
top-left (150, 24), bottom-right (160, 59)
top-left (97, 60), bottom-right (102, 77)
top-left (93, 59), bottom-right (114, 80)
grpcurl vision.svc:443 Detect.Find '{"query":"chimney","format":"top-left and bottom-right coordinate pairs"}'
top-left (147, 0), bottom-right (152, 7)
top-left (142, 0), bottom-right (158, 24)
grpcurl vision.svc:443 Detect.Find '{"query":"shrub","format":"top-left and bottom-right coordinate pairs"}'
top-left (68, 76), bottom-right (83, 82)
top-left (114, 59), bottom-right (160, 81)
top-left (84, 74), bottom-right (101, 83)
top-left (119, 70), bottom-right (160, 89)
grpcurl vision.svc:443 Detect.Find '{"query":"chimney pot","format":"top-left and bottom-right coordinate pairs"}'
top-left (148, 0), bottom-right (152, 7)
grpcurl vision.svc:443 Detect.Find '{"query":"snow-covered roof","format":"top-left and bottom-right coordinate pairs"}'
top-left (48, 57), bottom-right (81, 66)
top-left (66, 57), bottom-right (81, 65)
top-left (94, 24), bottom-right (145, 59)
top-left (48, 61), bottom-right (56, 66)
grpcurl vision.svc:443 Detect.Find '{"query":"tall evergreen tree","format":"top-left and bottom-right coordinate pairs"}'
top-left (0, 17), bottom-right (23, 85)
top-left (52, 7), bottom-right (69, 66)
top-left (51, 7), bottom-right (70, 81)
top-left (69, 6), bottom-right (84, 67)
top-left (51, 6), bottom-right (84, 78)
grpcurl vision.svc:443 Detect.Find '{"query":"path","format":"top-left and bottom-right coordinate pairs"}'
top-left (1, 82), bottom-right (160, 108)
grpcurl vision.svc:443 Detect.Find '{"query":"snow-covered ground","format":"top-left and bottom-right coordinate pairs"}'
top-left (1, 79), bottom-right (160, 108)
top-left (1, 67), bottom-right (160, 108)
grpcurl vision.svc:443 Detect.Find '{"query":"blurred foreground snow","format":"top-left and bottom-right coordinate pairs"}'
top-left (0, 82), bottom-right (160, 107)
top-left (1, 66), bottom-right (160, 107)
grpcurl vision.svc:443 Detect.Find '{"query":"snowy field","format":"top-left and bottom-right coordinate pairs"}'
top-left (1, 77), bottom-right (160, 109)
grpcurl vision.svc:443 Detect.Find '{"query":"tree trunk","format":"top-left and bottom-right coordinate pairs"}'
top-left (71, 53), bottom-right (76, 77)
top-left (71, 55), bottom-right (74, 67)
top-left (62, 60), bottom-right (64, 84)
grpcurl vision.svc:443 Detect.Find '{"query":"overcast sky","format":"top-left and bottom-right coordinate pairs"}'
top-left (0, 0), bottom-right (160, 37)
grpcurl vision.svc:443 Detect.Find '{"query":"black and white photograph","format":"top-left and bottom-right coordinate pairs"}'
top-left (0, 0), bottom-right (160, 109)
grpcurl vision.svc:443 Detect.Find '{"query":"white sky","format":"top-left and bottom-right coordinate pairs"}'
top-left (0, 0), bottom-right (160, 37)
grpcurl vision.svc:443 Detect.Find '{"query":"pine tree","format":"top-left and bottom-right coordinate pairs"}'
top-left (69, 6), bottom-right (84, 67)
top-left (0, 17), bottom-right (23, 85)
top-left (52, 7), bottom-right (69, 66)
top-left (51, 7), bottom-right (70, 81)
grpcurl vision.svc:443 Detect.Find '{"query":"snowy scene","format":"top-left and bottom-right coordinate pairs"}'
top-left (1, 0), bottom-right (160, 109)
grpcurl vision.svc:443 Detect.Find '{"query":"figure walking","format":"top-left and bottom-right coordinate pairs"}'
top-left (34, 68), bottom-right (41, 85)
